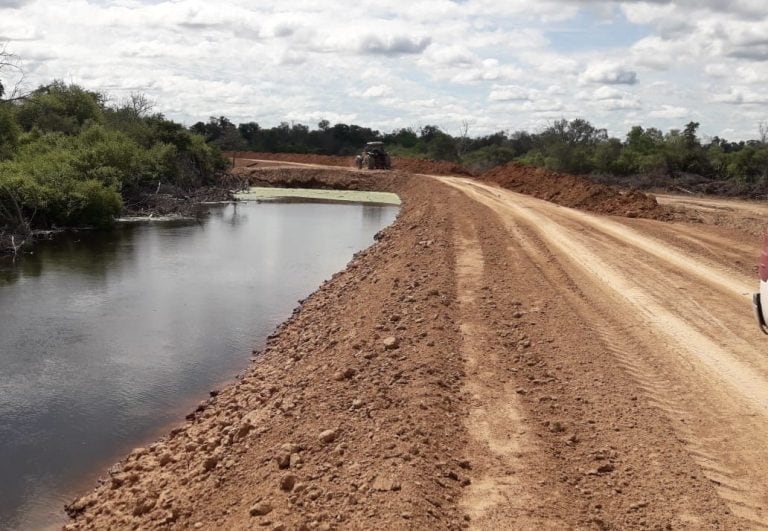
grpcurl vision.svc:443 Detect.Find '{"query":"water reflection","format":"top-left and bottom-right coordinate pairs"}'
top-left (0, 201), bottom-right (398, 530)
top-left (0, 227), bottom-right (140, 287)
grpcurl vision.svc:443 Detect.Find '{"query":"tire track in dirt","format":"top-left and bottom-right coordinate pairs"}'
top-left (656, 194), bottom-right (768, 238)
top-left (657, 194), bottom-right (768, 217)
top-left (546, 199), bottom-right (754, 298)
top-left (592, 322), bottom-right (767, 528)
top-left (452, 179), bottom-right (768, 400)
top-left (445, 177), bottom-right (768, 528)
top-left (454, 218), bottom-right (564, 530)
top-left (481, 195), bottom-right (744, 528)
top-left (610, 219), bottom-right (760, 284)
top-left (449, 185), bottom-right (738, 528)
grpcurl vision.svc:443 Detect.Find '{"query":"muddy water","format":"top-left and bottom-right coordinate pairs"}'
top-left (0, 201), bottom-right (398, 530)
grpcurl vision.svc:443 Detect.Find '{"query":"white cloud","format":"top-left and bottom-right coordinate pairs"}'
top-left (581, 62), bottom-right (638, 85)
top-left (356, 85), bottom-right (394, 99)
top-left (424, 44), bottom-right (478, 66)
top-left (528, 53), bottom-right (580, 75)
top-left (712, 88), bottom-right (768, 105)
top-left (649, 105), bottom-right (690, 119)
top-left (0, 0), bottom-right (766, 140)
top-left (489, 85), bottom-right (533, 102)
top-left (284, 110), bottom-right (358, 124)
top-left (546, 84), bottom-right (565, 95)
top-left (0, 0), bottom-right (33, 7)
top-left (357, 34), bottom-right (432, 56)
top-left (593, 86), bottom-right (625, 100)
top-left (576, 85), bottom-right (642, 110)
top-left (600, 98), bottom-right (642, 111)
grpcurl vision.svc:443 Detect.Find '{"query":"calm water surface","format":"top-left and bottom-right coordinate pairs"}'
top-left (0, 201), bottom-right (398, 530)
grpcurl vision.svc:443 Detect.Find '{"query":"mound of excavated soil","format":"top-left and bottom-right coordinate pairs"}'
top-left (233, 152), bottom-right (354, 168)
top-left (393, 159), bottom-right (470, 176)
top-left (480, 163), bottom-right (674, 220)
top-left (232, 167), bottom-right (400, 191)
top-left (230, 152), bottom-right (470, 177)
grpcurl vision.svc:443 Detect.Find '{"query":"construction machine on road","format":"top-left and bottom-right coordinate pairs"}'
top-left (355, 142), bottom-right (392, 170)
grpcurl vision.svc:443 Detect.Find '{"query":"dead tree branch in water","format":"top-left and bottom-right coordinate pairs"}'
top-left (0, 180), bottom-right (33, 254)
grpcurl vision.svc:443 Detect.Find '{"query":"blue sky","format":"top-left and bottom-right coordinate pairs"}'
top-left (1, 0), bottom-right (768, 141)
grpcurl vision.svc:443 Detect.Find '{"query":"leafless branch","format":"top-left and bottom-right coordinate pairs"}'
top-left (130, 92), bottom-right (155, 117)
top-left (0, 41), bottom-right (28, 101)
top-left (456, 119), bottom-right (472, 157)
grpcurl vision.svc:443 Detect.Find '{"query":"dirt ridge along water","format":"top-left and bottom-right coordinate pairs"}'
top-left (65, 171), bottom-right (473, 530)
top-left (66, 168), bottom-right (744, 530)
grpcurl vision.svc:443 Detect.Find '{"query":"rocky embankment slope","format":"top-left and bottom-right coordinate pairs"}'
top-left (66, 171), bottom-right (471, 530)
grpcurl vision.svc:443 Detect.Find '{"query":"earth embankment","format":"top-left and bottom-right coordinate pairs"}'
top-left (67, 167), bottom-right (764, 530)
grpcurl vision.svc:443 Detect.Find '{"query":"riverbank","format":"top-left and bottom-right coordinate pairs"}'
top-left (65, 167), bottom-right (745, 530)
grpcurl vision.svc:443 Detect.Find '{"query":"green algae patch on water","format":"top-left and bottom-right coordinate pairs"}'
top-left (236, 187), bottom-right (401, 206)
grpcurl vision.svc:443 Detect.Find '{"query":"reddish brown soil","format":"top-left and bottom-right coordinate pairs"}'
top-left (392, 159), bottom-right (469, 176)
top-left (232, 152), bottom-right (355, 168)
top-left (230, 153), bottom-right (670, 220)
top-left (65, 168), bottom-right (756, 530)
top-left (66, 171), bottom-right (471, 530)
top-left (478, 163), bottom-right (673, 220)
top-left (232, 167), bottom-right (390, 191)
top-left (231, 152), bottom-right (470, 176)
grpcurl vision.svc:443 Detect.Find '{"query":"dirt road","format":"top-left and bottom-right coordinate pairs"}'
top-left (67, 168), bottom-right (767, 530)
top-left (445, 177), bottom-right (767, 528)
top-left (657, 193), bottom-right (768, 237)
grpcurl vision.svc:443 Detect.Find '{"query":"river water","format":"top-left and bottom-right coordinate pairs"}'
top-left (0, 201), bottom-right (398, 530)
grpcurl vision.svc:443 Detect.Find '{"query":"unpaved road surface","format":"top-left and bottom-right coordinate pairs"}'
top-left (657, 193), bottom-right (768, 237)
top-left (445, 177), bottom-right (766, 529)
top-left (67, 168), bottom-right (767, 530)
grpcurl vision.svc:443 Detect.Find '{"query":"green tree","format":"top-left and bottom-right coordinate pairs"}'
top-left (0, 104), bottom-right (19, 159)
top-left (16, 81), bottom-right (104, 134)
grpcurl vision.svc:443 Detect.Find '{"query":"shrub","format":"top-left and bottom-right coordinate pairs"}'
top-left (16, 81), bottom-right (104, 134)
top-left (0, 104), bottom-right (19, 160)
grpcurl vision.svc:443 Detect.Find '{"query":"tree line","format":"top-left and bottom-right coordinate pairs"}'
top-left (197, 115), bottom-right (768, 195)
top-left (3, 73), bottom-right (768, 252)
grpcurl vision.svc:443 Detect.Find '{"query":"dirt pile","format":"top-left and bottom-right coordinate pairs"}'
top-left (232, 167), bottom-right (391, 191)
top-left (232, 152), bottom-right (354, 168)
top-left (393, 159), bottom-right (470, 176)
top-left (230, 152), bottom-right (469, 177)
top-left (480, 162), bottom-right (673, 220)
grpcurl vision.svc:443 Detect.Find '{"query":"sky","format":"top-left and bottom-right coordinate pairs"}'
top-left (2, 0), bottom-right (768, 140)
